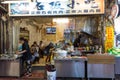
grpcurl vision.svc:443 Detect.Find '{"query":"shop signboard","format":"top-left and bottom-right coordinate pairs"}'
top-left (9, 0), bottom-right (104, 16)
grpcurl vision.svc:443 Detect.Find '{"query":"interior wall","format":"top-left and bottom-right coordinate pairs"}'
top-left (13, 15), bottom-right (100, 47)
top-left (75, 16), bottom-right (99, 34)
top-left (22, 25), bottom-right (41, 46)
top-left (13, 19), bottom-right (41, 46)
top-left (41, 16), bottom-right (99, 43)
top-left (41, 22), bottom-right (69, 43)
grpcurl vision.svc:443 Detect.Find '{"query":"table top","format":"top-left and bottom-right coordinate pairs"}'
top-left (54, 56), bottom-right (87, 61)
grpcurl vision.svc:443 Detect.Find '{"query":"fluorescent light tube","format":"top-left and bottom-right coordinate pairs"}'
top-left (1, 0), bottom-right (30, 4)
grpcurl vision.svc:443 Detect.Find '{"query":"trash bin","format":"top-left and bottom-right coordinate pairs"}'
top-left (46, 64), bottom-right (56, 80)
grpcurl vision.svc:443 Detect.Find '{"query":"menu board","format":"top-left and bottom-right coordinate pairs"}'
top-left (9, 0), bottom-right (104, 16)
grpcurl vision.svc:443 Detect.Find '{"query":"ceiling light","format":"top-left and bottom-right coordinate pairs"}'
top-left (53, 18), bottom-right (69, 23)
top-left (36, 0), bottom-right (68, 2)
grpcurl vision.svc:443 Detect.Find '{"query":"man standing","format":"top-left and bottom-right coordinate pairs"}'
top-left (16, 37), bottom-right (32, 77)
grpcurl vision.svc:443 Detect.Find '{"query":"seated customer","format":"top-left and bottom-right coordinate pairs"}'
top-left (43, 42), bottom-right (54, 63)
top-left (63, 43), bottom-right (74, 54)
top-left (30, 44), bottom-right (39, 64)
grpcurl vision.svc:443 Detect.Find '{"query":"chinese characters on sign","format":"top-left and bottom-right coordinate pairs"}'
top-left (105, 26), bottom-right (114, 52)
top-left (9, 0), bottom-right (104, 16)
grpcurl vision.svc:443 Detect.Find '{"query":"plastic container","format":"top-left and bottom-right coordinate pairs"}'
top-left (46, 64), bottom-right (56, 80)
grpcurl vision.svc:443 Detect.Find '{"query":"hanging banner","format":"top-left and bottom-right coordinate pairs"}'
top-left (9, 0), bottom-right (104, 16)
top-left (105, 26), bottom-right (114, 52)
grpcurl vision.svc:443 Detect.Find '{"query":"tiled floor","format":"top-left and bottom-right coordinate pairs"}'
top-left (0, 73), bottom-right (118, 80)
top-left (0, 57), bottom-right (47, 80)
top-left (0, 70), bottom-right (45, 80)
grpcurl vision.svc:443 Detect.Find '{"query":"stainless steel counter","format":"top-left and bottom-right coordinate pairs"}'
top-left (54, 57), bottom-right (87, 78)
top-left (87, 54), bottom-right (115, 80)
top-left (115, 57), bottom-right (120, 74)
top-left (54, 54), bottom-right (120, 79)
top-left (0, 58), bottom-right (24, 77)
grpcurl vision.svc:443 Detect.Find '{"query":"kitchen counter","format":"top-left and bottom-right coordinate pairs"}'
top-left (54, 56), bottom-right (87, 61)
top-left (54, 56), bottom-right (87, 79)
top-left (87, 54), bottom-right (115, 79)
top-left (54, 53), bottom-right (120, 79)
top-left (0, 54), bottom-right (24, 77)
top-left (115, 57), bottom-right (120, 74)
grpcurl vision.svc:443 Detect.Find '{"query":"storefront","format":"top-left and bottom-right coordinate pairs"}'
top-left (8, 0), bottom-right (105, 78)
top-left (1, 0), bottom-right (119, 79)
top-left (9, 0), bottom-right (105, 51)
top-left (8, 0), bottom-right (105, 67)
